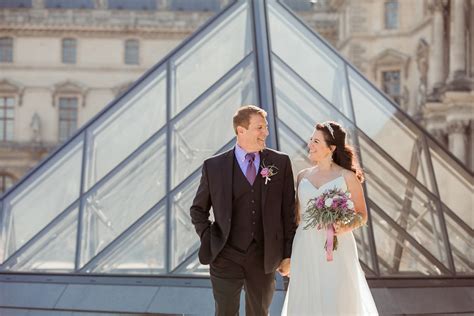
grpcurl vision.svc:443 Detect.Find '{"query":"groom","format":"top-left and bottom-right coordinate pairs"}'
top-left (190, 105), bottom-right (297, 315)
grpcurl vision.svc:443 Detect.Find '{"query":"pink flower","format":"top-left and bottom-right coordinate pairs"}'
top-left (260, 161), bottom-right (278, 185)
top-left (317, 198), bottom-right (324, 208)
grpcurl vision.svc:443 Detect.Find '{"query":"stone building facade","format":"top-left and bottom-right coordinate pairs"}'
top-left (0, 0), bottom-right (472, 194)
top-left (329, 0), bottom-right (473, 169)
top-left (0, 0), bottom-right (230, 192)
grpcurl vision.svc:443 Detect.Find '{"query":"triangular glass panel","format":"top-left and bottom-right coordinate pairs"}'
top-left (348, 68), bottom-right (424, 173)
top-left (170, 171), bottom-right (216, 271)
top-left (85, 203), bottom-right (166, 274)
top-left (84, 67), bottom-right (166, 191)
top-left (3, 204), bottom-right (78, 272)
top-left (371, 208), bottom-right (446, 276)
top-left (170, 174), bottom-right (200, 271)
top-left (170, 0), bottom-right (253, 116)
top-left (352, 223), bottom-right (377, 272)
top-left (359, 135), bottom-right (451, 268)
top-left (443, 205), bottom-right (473, 274)
top-left (277, 122), bottom-right (311, 175)
top-left (272, 54), bottom-right (348, 141)
top-left (427, 138), bottom-right (473, 227)
top-left (171, 55), bottom-right (257, 188)
top-left (267, 0), bottom-right (352, 118)
top-left (79, 132), bottom-right (166, 267)
top-left (0, 135), bottom-right (83, 263)
top-left (172, 251), bottom-right (210, 276)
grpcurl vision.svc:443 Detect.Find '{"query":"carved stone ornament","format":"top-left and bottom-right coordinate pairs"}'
top-left (427, 0), bottom-right (448, 13)
top-left (0, 79), bottom-right (25, 106)
top-left (372, 49), bottom-right (411, 80)
top-left (447, 120), bottom-right (469, 134)
top-left (52, 80), bottom-right (88, 107)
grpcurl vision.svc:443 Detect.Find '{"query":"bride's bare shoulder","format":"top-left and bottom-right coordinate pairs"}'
top-left (296, 167), bottom-right (313, 186)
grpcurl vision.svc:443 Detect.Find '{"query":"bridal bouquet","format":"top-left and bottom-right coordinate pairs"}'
top-left (303, 188), bottom-right (363, 261)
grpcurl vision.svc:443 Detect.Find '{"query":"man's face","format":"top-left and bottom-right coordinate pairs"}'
top-left (237, 114), bottom-right (269, 152)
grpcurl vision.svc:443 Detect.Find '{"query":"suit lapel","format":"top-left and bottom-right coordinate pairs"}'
top-left (260, 149), bottom-right (269, 212)
top-left (221, 148), bottom-right (234, 219)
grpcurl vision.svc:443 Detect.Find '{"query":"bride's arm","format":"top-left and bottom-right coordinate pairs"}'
top-left (335, 171), bottom-right (368, 235)
top-left (294, 168), bottom-right (310, 225)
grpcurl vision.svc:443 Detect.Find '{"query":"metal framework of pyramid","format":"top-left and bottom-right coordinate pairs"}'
top-left (0, 0), bottom-right (472, 282)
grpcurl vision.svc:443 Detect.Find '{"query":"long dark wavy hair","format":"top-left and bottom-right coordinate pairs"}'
top-left (295, 121), bottom-right (365, 224)
top-left (315, 121), bottom-right (364, 183)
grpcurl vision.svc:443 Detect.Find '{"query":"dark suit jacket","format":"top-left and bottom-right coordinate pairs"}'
top-left (190, 147), bottom-right (297, 274)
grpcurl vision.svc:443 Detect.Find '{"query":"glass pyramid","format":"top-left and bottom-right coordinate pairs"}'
top-left (0, 0), bottom-right (472, 278)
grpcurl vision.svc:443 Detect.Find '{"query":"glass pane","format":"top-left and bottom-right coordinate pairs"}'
top-left (171, 175), bottom-right (214, 270)
top-left (276, 121), bottom-right (311, 177)
top-left (1, 136), bottom-right (83, 262)
top-left (348, 68), bottom-right (421, 172)
top-left (87, 204), bottom-right (166, 274)
top-left (62, 39), bottom-right (77, 64)
top-left (415, 141), bottom-right (435, 191)
top-left (171, 0), bottom-right (252, 116)
top-left (80, 133), bottom-right (166, 267)
top-left (171, 56), bottom-right (257, 187)
top-left (3, 206), bottom-right (78, 272)
top-left (360, 137), bottom-right (449, 267)
top-left (353, 223), bottom-right (376, 272)
top-left (281, 0), bottom-right (312, 11)
top-left (172, 252), bottom-right (210, 276)
top-left (0, 201), bottom-right (4, 263)
top-left (273, 55), bottom-right (349, 143)
top-left (125, 39), bottom-right (139, 65)
top-left (85, 67), bottom-right (166, 191)
top-left (46, 0), bottom-right (94, 9)
top-left (0, 0), bottom-right (32, 8)
top-left (428, 139), bottom-right (473, 228)
top-left (371, 209), bottom-right (444, 276)
top-left (360, 136), bottom-right (450, 268)
top-left (108, 0), bottom-right (156, 10)
top-left (5, 123), bottom-right (13, 141)
top-left (6, 97), bottom-right (14, 106)
top-left (444, 209), bottom-right (474, 274)
top-left (171, 0), bottom-right (221, 11)
top-left (268, 1), bottom-right (351, 116)
top-left (6, 108), bottom-right (14, 118)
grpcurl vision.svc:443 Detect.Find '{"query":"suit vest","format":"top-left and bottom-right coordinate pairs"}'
top-left (227, 157), bottom-right (264, 251)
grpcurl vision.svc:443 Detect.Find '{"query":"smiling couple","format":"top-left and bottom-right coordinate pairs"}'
top-left (190, 105), bottom-right (378, 316)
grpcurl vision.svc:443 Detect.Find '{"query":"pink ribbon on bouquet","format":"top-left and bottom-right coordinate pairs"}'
top-left (326, 225), bottom-right (335, 262)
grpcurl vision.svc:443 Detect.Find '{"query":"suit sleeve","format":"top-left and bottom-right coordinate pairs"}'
top-left (282, 155), bottom-right (297, 258)
top-left (190, 161), bottom-right (212, 239)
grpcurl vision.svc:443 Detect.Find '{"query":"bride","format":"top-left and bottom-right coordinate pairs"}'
top-left (282, 121), bottom-right (378, 315)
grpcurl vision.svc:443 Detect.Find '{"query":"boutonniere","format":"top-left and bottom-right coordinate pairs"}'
top-left (260, 161), bottom-right (278, 185)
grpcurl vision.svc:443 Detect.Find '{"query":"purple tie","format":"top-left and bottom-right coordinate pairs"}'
top-left (245, 153), bottom-right (256, 185)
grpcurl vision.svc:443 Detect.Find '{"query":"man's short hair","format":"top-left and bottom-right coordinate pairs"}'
top-left (232, 105), bottom-right (267, 135)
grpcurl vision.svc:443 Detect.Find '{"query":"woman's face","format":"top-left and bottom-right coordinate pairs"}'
top-left (307, 129), bottom-right (332, 163)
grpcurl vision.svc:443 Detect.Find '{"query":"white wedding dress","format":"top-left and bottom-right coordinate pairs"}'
top-left (281, 177), bottom-right (378, 316)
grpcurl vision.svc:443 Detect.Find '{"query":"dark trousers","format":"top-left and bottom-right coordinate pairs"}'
top-left (210, 241), bottom-right (275, 316)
